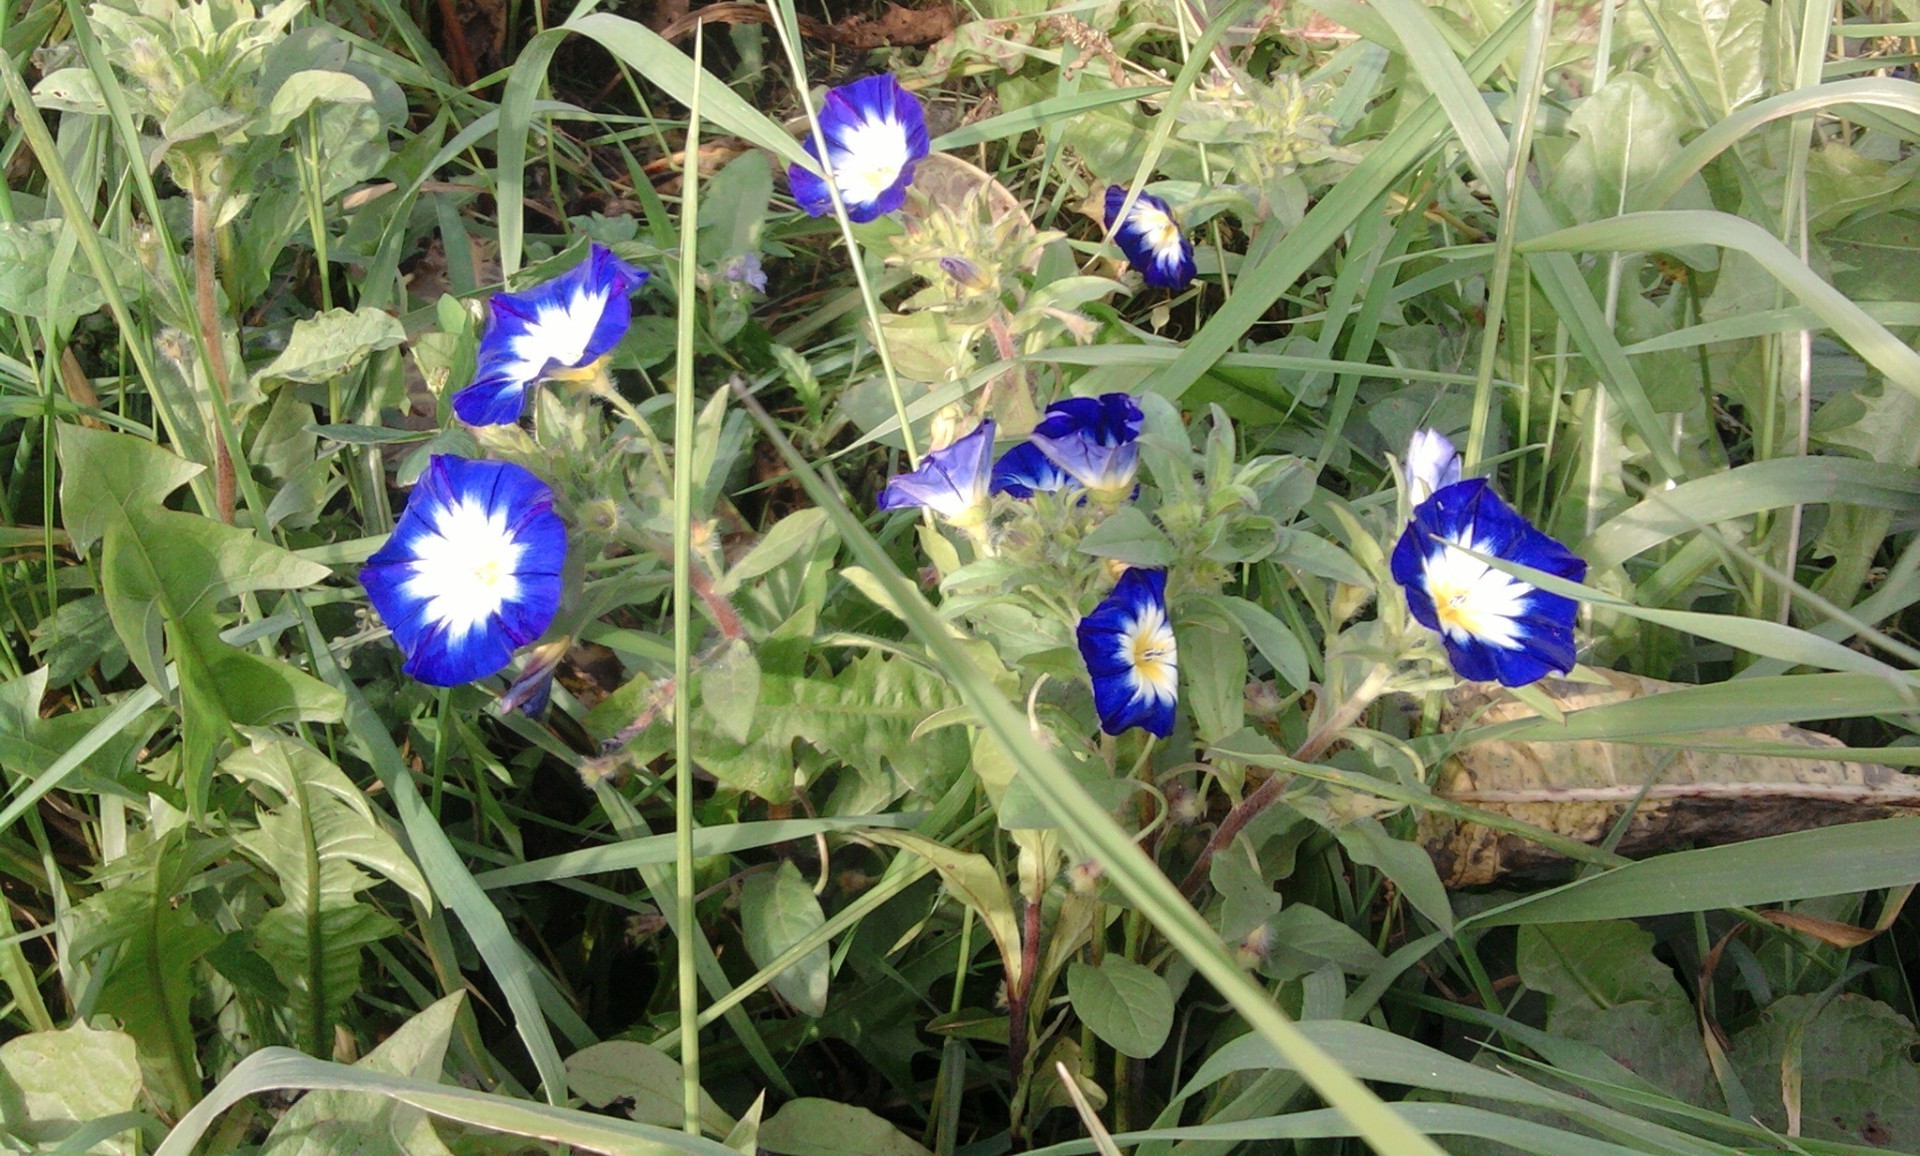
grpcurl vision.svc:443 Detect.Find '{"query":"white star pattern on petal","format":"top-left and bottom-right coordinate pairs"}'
top-left (400, 498), bottom-right (528, 640)
top-left (508, 288), bottom-right (611, 380)
top-left (1124, 603), bottom-right (1179, 702)
top-left (1422, 530), bottom-right (1531, 650)
top-left (1127, 203), bottom-right (1185, 264)
top-left (830, 115), bottom-right (913, 206)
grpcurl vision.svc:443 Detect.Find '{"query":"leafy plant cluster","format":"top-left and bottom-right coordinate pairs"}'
top-left (0, 0), bottom-right (1916, 1153)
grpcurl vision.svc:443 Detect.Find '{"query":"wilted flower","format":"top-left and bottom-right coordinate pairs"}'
top-left (1390, 479), bottom-right (1585, 687)
top-left (989, 441), bottom-right (1070, 498)
top-left (360, 456), bottom-right (567, 686)
top-left (877, 420), bottom-right (996, 525)
top-left (1076, 567), bottom-right (1178, 737)
top-left (499, 638), bottom-right (571, 717)
top-left (1029, 393), bottom-right (1144, 497)
top-left (1404, 428), bottom-right (1463, 505)
top-left (453, 244), bottom-right (648, 426)
top-left (788, 75), bottom-right (930, 223)
top-left (1104, 187), bottom-right (1195, 290)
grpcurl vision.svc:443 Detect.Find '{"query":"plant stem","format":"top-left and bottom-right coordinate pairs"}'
top-left (190, 189), bottom-right (236, 523)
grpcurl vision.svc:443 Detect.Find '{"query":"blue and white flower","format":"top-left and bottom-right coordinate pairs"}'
top-left (877, 420), bottom-right (996, 524)
top-left (1077, 567), bottom-right (1179, 737)
top-left (1029, 393), bottom-right (1143, 497)
top-left (453, 244), bottom-right (648, 426)
top-left (1104, 186), bottom-right (1195, 290)
top-left (990, 440), bottom-right (1070, 498)
top-left (360, 455), bottom-right (567, 687)
top-left (1404, 428), bottom-right (1462, 505)
top-left (788, 75), bottom-right (931, 224)
top-left (1390, 479), bottom-right (1585, 687)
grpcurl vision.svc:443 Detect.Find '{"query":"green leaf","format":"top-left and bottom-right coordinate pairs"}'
top-left (260, 68), bottom-right (372, 134)
top-left (865, 830), bottom-right (1024, 990)
top-left (57, 426), bottom-right (201, 554)
top-left (740, 862), bottom-right (829, 1018)
top-left (0, 1023), bottom-right (141, 1151)
top-left (224, 731), bottom-right (432, 1053)
top-left (1175, 613), bottom-right (1246, 744)
top-left (759, 1099), bottom-right (933, 1156)
top-left (1731, 994), bottom-right (1920, 1147)
top-left (1518, 921), bottom-right (1681, 1007)
top-left (0, 219), bottom-right (134, 325)
top-left (1078, 507), bottom-right (1178, 567)
top-left (567, 1040), bottom-right (734, 1135)
top-left (253, 307), bottom-right (407, 386)
top-left (1644, 0), bottom-right (1765, 120)
top-left (1335, 819), bottom-right (1455, 934)
top-left (699, 639), bottom-right (761, 746)
top-left (1068, 956), bottom-right (1174, 1059)
top-left (1548, 75), bottom-right (1702, 229)
top-left (260, 993), bottom-right (464, 1155)
top-left (1206, 595), bottom-right (1311, 690)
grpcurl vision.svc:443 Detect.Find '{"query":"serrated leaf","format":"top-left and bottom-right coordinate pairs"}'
top-left (57, 426), bottom-right (201, 554)
top-left (740, 862), bottom-right (829, 1017)
top-left (1067, 956), bottom-right (1173, 1059)
top-left (759, 1098), bottom-right (932, 1156)
top-left (261, 993), bottom-right (465, 1155)
top-left (1077, 506), bottom-right (1178, 567)
top-left (225, 731), bottom-right (431, 1053)
top-left (699, 640), bottom-right (761, 745)
top-left (566, 1040), bottom-right (733, 1134)
top-left (253, 307), bottom-right (406, 386)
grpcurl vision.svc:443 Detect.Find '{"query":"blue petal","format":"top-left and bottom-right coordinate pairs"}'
top-left (788, 75), bottom-right (930, 222)
top-left (454, 244), bottom-right (648, 426)
top-left (1076, 568), bottom-right (1178, 737)
top-left (358, 455), bottom-right (568, 687)
top-left (1031, 393), bottom-right (1143, 493)
top-left (877, 420), bottom-right (996, 518)
top-left (1390, 479), bottom-right (1586, 688)
top-left (990, 441), bottom-right (1071, 498)
top-left (1104, 187), bottom-right (1196, 291)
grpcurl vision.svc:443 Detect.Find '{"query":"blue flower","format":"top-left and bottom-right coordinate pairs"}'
top-left (788, 75), bottom-right (930, 224)
top-left (453, 244), bottom-right (648, 426)
top-left (1030, 393), bottom-right (1143, 497)
top-left (990, 440), bottom-right (1070, 498)
top-left (1390, 479), bottom-right (1586, 687)
top-left (877, 420), bottom-right (996, 523)
top-left (1104, 186), bottom-right (1195, 290)
top-left (360, 456), bottom-right (567, 687)
top-left (1077, 568), bottom-right (1178, 737)
top-left (1404, 428), bottom-right (1462, 504)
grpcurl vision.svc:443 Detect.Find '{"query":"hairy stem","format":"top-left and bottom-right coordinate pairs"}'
top-left (190, 190), bottom-right (236, 523)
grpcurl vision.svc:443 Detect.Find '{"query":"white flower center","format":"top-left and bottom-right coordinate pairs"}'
top-left (508, 288), bottom-right (610, 381)
top-left (1124, 605), bottom-right (1179, 700)
top-left (400, 498), bottom-right (526, 638)
top-left (1423, 532), bottom-right (1530, 649)
top-left (1129, 204), bottom-right (1184, 260)
top-left (830, 116), bottom-right (912, 205)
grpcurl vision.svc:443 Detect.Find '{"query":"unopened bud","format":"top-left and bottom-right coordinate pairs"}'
top-left (1066, 859), bottom-right (1104, 894)
top-left (1233, 922), bottom-right (1275, 969)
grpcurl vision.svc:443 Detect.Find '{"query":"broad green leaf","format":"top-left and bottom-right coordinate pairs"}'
top-left (1078, 506), bottom-right (1178, 567)
top-left (1549, 75), bottom-right (1702, 230)
top-left (1334, 819), bottom-right (1454, 934)
top-left (699, 639), bottom-right (761, 746)
top-left (759, 1098), bottom-right (932, 1156)
top-left (224, 731), bottom-right (432, 1053)
top-left (67, 833), bottom-right (221, 1114)
top-left (1731, 994), bottom-right (1920, 1148)
top-left (260, 68), bottom-right (372, 134)
top-left (0, 665), bottom-right (155, 789)
top-left (252, 307), bottom-right (407, 386)
top-left (0, 219), bottom-right (133, 325)
top-left (1644, 0), bottom-right (1765, 120)
top-left (1206, 594), bottom-right (1311, 691)
top-left (716, 508), bottom-right (832, 596)
top-left (57, 426), bottom-right (201, 554)
top-left (0, 1023), bottom-right (141, 1152)
top-left (1175, 612), bottom-right (1246, 744)
top-left (740, 862), bottom-right (830, 1018)
top-left (567, 1040), bottom-right (734, 1135)
top-left (865, 830), bottom-right (1023, 989)
top-left (260, 994), bottom-right (465, 1155)
top-left (1068, 956), bottom-right (1174, 1059)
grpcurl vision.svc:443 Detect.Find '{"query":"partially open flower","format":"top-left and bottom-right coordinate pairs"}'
top-left (453, 244), bottom-right (648, 426)
top-left (1404, 428), bottom-right (1462, 505)
top-left (1029, 393), bottom-right (1144, 498)
top-left (877, 420), bottom-right (996, 525)
top-left (1390, 479), bottom-right (1585, 687)
top-left (1076, 567), bottom-right (1178, 737)
top-left (360, 456), bottom-right (567, 686)
top-left (989, 440), bottom-right (1070, 499)
top-left (788, 75), bottom-right (930, 223)
top-left (1104, 187), bottom-right (1195, 290)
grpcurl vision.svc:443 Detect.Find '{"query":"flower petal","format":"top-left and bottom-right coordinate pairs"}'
top-left (1104, 187), bottom-right (1196, 290)
top-left (453, 244), bottom-right (648, 425)
top-left (1404, 428), bottom-right (1462, 504)
top-left (1390, 479), bottom-right (1585, 687)
top-left (360, 455), bottom-right (568, 686)
top-left (878, 420), bottom-right (996, 520)
top-left (1076, 568), bottom-right (1178, 737)
top-left (1030, 393), bottom-right (1143, 494)
top-left (788, 75), bottom-right (930, 222)
top-left (990, 440), bottom-right (1071, 498)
